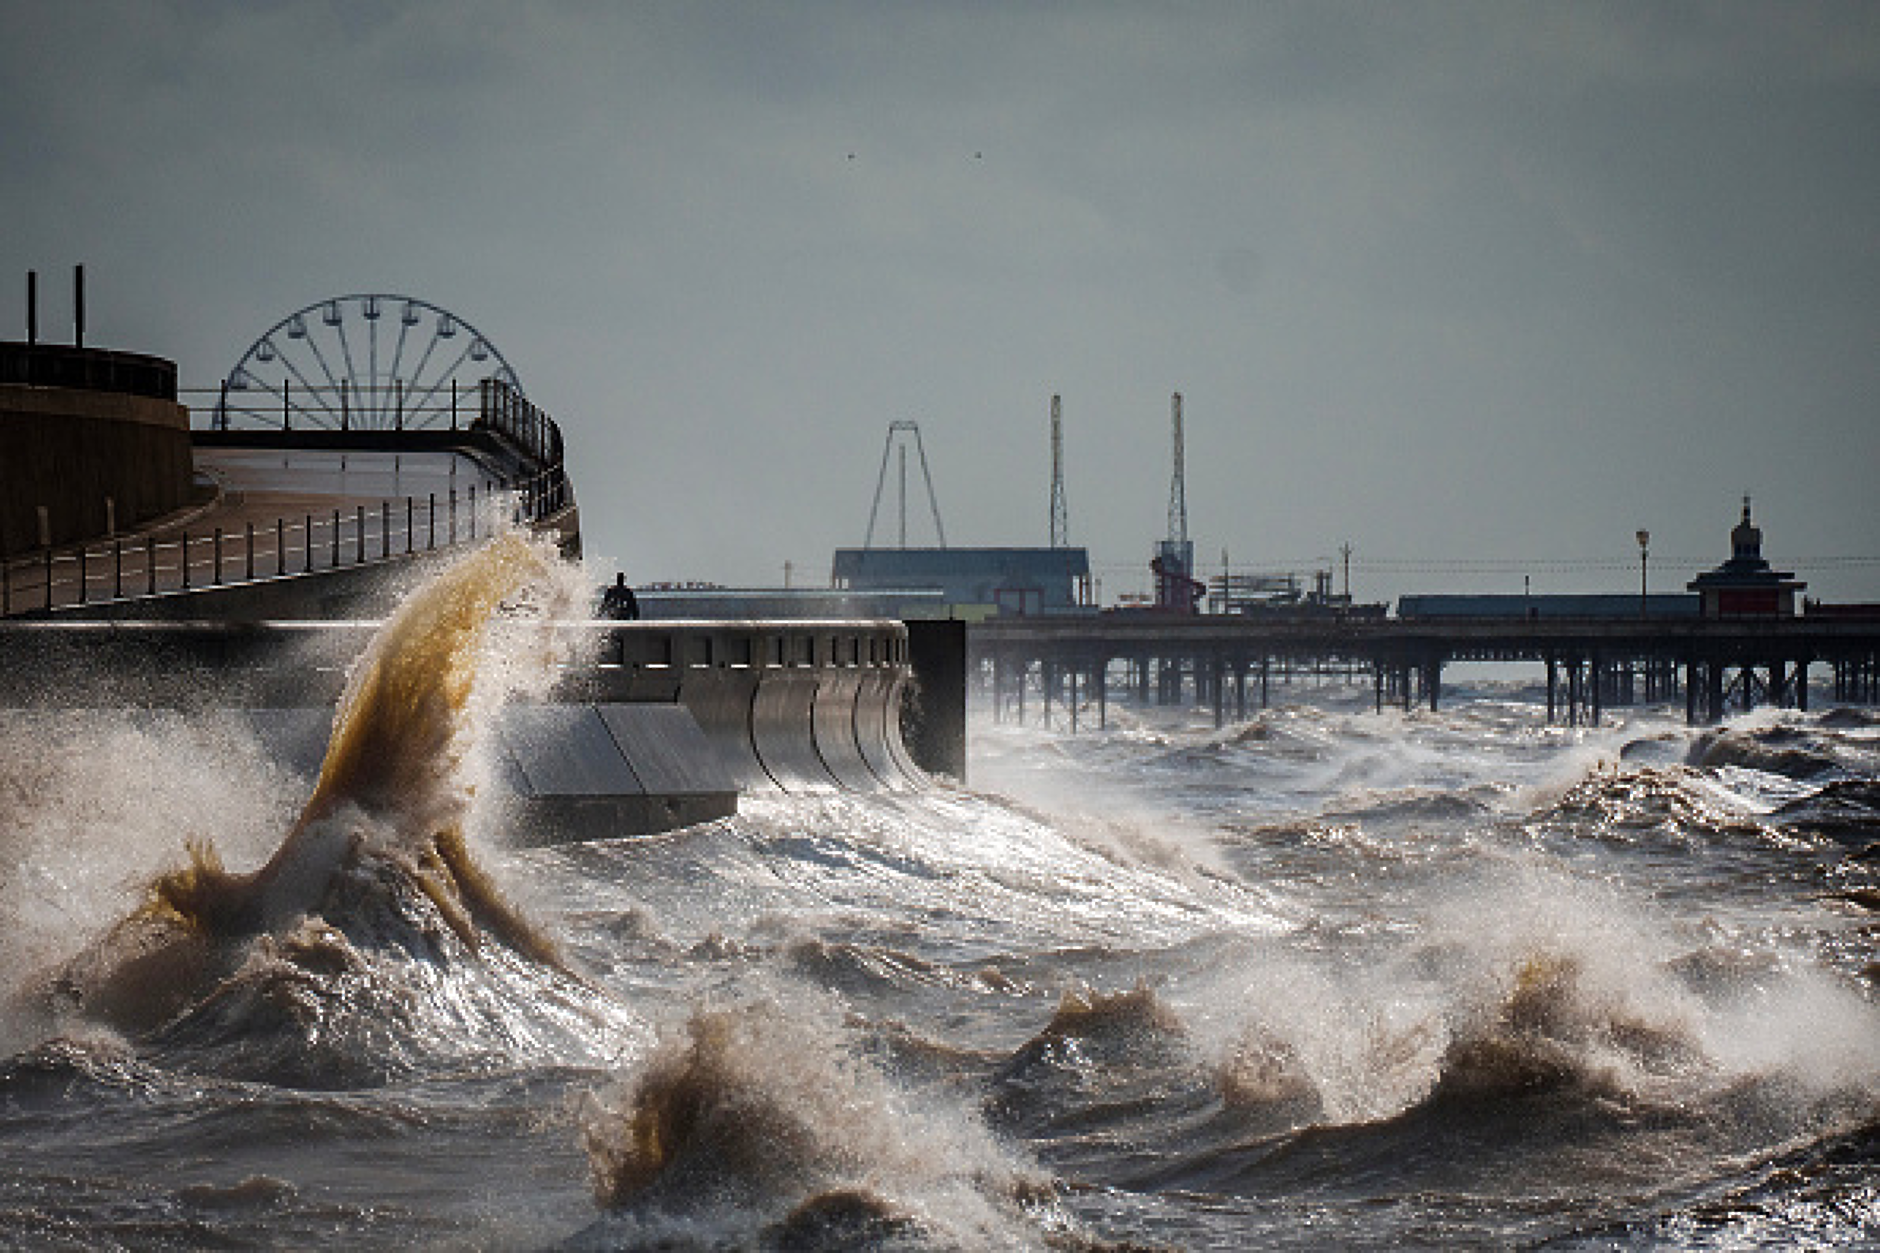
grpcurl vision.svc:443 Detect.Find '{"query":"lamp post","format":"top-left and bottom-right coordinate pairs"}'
top-left (1636, 530), bottom-right (1650, 617)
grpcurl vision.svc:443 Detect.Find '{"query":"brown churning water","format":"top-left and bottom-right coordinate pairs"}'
top-left (45, 532), bottom-right (579, 1027)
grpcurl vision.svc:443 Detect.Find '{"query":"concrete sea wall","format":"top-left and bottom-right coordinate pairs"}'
top-left (0, 617), bottom-right (966, 841)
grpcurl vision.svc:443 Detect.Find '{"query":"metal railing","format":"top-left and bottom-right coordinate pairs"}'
top-left (5, 380), bottom-right (572, 616)
top-left (203, 378), bottom-right (477, 434)
top-left (475, 378), bottom-right (569, 518)
top-left (1, 487), bottom-right (502, 616)
top-left (188, 377), bottom-right (568, 519)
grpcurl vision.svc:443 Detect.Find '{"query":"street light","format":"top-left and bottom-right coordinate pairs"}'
top-left (1636, 529), bottom-right (1650, 617)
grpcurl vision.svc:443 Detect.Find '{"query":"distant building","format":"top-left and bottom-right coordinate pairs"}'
top-left (1687, 498), bottom-right (1804, 618)
top-left (830, 546), bottom-right (1092, 618)
top-left (628, 585), bottom-right (947, 621)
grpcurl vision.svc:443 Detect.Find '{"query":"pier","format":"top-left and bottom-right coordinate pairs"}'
top-left (969, 612), bottom-right (1880, 728)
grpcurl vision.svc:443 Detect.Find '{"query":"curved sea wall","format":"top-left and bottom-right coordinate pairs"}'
top-left (568, 620), bottom-right (939, 794)
top-left (0, 617), bottom-right (966, 841)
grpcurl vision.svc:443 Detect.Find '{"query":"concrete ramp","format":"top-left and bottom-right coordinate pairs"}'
top-left (234, 702), bottom-right (740, 844)
top-left (494, 703), bottom-right (738, 843)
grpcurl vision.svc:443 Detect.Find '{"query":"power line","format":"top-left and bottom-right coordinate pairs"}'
top-left (1090, 554), bottom-right (1880, 576)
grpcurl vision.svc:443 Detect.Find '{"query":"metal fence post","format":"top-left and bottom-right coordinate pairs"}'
top-left (449, 489), bottom-right (457, 545)
top-left (355, 505), bottom-right (365, 564)
top-left (428, 494), bottom-right (436, 550)
top-left (114, 540), bottom-right (122, 599)
top-left (181, 532), bottom-right (189, 591)
top-left (147, 535), bottom-right (156, 595)
top-left (331, 510), bottom-right (339, 567)
top-left (246, 522), bottom-right (255, 580)
top-left (469, 485), bottom-right (476, 539)
top-left (277, 518), bottom-right (285, 576)
top-left (214, 527), bottom-right (223, 584)
top-left (305, 514), bottom-right (313, 573)
top-left (406, 497), bottom-right (414, 553)
top-left (381, 501), bottom-right (390, 559)
top-left (78, 546), bottom-right (87, 604)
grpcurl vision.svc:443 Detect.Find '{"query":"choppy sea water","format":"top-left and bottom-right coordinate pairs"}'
top-left (2, 556), bottom-right (1877, 1249)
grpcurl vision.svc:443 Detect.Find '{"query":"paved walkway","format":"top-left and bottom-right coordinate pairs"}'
top-left (3, 448), bottom-right (513, 615)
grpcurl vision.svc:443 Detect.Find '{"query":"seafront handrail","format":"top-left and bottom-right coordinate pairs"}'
top-left (0, 377), bottom-right (581, 615)
top-left (474, 378), bottom-right (569, 519)
top-left (185, 377), bottom-right (570, 523)
top-left (0, 475), bottom-right (575, 616)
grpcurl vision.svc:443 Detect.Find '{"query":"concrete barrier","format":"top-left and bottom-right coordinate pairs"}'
top-left (0, 617), bottom-right (963, 838)
top-left (582, 621), bottom-right (937, 796)
top-left (854, 669), bottom-right (919, 791)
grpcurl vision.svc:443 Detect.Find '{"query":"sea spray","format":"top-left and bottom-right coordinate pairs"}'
top-left (35, 532), bottom-right (602, 1038)
top-left (1191, 852), bottom-right (1880, 1136)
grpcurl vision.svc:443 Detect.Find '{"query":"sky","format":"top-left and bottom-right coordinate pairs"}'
top-left (4, 1), bottom-right (1877, 604)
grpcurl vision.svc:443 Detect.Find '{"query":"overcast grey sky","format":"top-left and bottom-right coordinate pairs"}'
top-left (5, 1), bottom-right (1877, 601)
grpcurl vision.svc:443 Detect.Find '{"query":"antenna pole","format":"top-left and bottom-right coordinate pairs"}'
top-left (1049, 394), bottom-right (1068, 548)
top-left (1168, 391), bottom-right (1187, 546)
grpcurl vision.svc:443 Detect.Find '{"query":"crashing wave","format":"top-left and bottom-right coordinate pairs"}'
top-left (25, 534), bottom-right (633, 1077)
top-left (578, 993), bottom-right (1056, 1247)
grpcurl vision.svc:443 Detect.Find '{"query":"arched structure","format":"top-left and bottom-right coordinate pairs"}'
top-left (214, 294), bottom-right (521, 431)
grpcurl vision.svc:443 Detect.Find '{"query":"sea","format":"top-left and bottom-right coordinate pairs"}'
top-left (2, 540), bottom-right (1877, 1250)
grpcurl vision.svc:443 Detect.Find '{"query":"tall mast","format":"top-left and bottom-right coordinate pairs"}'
top-left (1049, 394), bottom-right (1068, 548)
top-left (1168, 391), bottom-right (1187, 547)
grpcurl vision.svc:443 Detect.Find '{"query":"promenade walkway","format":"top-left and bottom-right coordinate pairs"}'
top-left (1, 446), bottom-right (513, 615)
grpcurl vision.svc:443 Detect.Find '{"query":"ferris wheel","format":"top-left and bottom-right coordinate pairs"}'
top-left (214, 294), bottom-right (522, 431)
